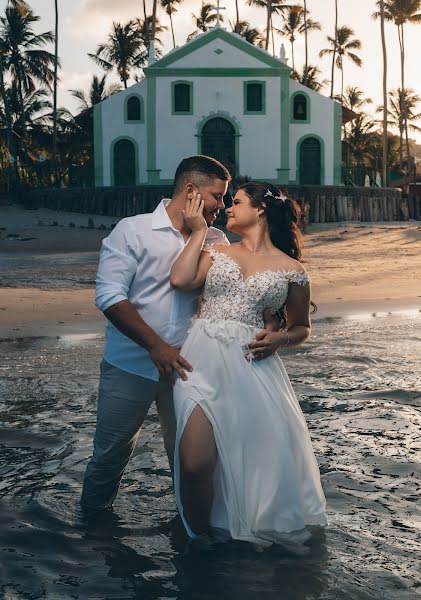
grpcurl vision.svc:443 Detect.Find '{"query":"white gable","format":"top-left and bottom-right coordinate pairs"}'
top-left (163, 36), bottom-right (278, 70)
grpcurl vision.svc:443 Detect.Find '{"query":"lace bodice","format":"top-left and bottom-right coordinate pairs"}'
top-left (197, 247), bottom-right (310, 329)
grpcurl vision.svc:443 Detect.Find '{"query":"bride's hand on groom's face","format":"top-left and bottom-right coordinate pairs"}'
top-left (182, 191), bottom-right (207, 233)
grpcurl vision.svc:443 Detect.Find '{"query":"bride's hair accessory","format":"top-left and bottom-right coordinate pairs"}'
top-left (264, 189), bottom-right (287, 202)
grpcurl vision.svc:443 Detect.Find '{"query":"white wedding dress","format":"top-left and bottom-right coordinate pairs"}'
top-left (173, 246), bottom-right (327, 546)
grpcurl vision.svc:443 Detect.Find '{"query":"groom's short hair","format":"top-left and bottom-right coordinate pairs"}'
top-left (173, 155), bottom-right (231, 193)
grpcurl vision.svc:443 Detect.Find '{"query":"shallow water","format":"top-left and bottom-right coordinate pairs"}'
top-left (0, 252), bottom-right (98, 288)
top-left (1, 313), bottom-right (421, 599)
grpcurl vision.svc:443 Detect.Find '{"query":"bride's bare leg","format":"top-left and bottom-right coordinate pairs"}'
top-left (179, 405), bottom-right (217, 535)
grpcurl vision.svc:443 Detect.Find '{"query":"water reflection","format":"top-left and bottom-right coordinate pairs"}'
top-left (1, 313), bottom-right (420, 598)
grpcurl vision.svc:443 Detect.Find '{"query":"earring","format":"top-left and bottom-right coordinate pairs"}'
top-left (257, 212), bottom-right (261, 224)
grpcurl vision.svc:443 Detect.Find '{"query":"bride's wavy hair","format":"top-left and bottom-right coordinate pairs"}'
top-left (238, 181), bottom-right (303, 260)
top-left (238, 181), bottom-right (316, 325)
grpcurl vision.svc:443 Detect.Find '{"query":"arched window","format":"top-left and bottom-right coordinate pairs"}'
top-left (172, 82), bottom-right (193, 114)
top-left (293, 94), bottom-right (308, 121)
top-left (125, 95), bottom-right (143, 122)
top-left (200, 117), bottom-right (236, 175)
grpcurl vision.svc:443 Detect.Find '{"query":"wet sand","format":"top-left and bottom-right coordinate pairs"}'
top-left (1, 205), bottom-right (421, 337)
top-left (1, 206), bottom-right (421, 599)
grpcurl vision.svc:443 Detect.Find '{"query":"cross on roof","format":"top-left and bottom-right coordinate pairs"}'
top-left (214, 0), bottom-right (226, 27)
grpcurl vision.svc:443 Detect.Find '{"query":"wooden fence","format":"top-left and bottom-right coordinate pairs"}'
top-left (20, 184), bottom-right (420, 223)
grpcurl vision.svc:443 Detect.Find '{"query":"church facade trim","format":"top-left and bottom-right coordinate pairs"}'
top-left (94, 27), bottom-right (342, 188)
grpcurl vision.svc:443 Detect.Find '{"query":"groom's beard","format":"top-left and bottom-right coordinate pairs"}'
top-left (204, 209), bottom-right (220, 226)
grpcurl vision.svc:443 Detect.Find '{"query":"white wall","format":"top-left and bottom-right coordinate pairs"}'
top-left (156, 75), bottom-right (281, 180)
top-left (99, 81), bottom-right (148, 185)
top-left (289, 80), bottom-right (335, 185)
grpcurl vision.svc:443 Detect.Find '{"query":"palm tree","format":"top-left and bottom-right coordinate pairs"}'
top-left (0, 82), bottom-right (52, 146)
top-left (69, 75), bottom-right (122, 113)
top-left (277, 5), bottom-right (320, 72)
top-left (379, 0), bottom-right (388, 185)
top-left (337, 86), bottom-right (373, 112)
top-left (160, 0), bottom-right (182, 48)
top-left (88, 21), bottom-right (146, 89)
top-left (303, 0), bottom-right (310, 75)
top-left (344, 113), bottom-right (378, 166)
top-left (319, 25), bottom-right (362, 101)
top-left (188, 3), bottom-right (221, 41)
top-left (330, 0), bottom-right (338, 98)
top-left (378, 88), bottom-right (421, 136)
top-left (151, 0), bottom-right (158, 46)
top-left (337, 86), bottom-right (373, 162)
top-left (230, 20), bottom-right (265, 46)
top-left (0, 48), bottom-right (15, 163)
top-left (247, 0), bottom-right (287, 52)
top-left (0, 0), bottom-right (30, 173)
top-left (0, 6), bottom-right (56, 148)
top-left (234, 0), bottom-right (240, 33)
top-left (68, 75), bottom-right (122, 144)
top-left (135, 15), bottom-right (167, 52)
top-left (291, 64), bottom-right (328, 91)
top-left (373, 1), bottom-right (421, 173)
top-left (52, 0), bottom-right (58, 180)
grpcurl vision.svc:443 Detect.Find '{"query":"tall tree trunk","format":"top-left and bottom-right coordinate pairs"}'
top-left (15, 61), bottom-right (26, 147)
top-left (291, 39), bottom-right (295, 72)
top-left (151, 0), bottom-right (157, 41)
top-left (271, 15), bottom-right (275, 56)
top-left (265, 0), bottom-right (272, 50)
top-left (397, 24), bottom-right (404, 172)
top-left (401, 24), bottom-right (410, 181)
top-left (303, 0), bottom-right (308, 79)
top-left (143, 0), bottom-right (147, 21)
top-left (169, 10), bottom-right (176, 47)
top-left (0, 54), bottom-right (13, 158)
top-left (235, 0), bottom-right (240, 33)
top-left (380, 0), bottom-right (388, 186)
top-left (0, 53), bottom-right (19, 184)
top-left (330, 0), bottom-right (338, 98)
top-left (52, 0), bottom-right (58, 184)
top-left (341, 60), bottom-right (344, 101)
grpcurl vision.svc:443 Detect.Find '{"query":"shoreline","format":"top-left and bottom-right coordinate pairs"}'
top-left (0, 286), bottom-right (420, 339)
top-left (1, 205), bottom-right (421, 339)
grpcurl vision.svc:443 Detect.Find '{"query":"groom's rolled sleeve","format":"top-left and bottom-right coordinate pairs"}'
top-left (95, 224), bottom-right (139, 312)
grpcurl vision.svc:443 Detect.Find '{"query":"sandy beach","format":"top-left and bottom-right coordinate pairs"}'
top-left (1, 204), bottom-right (420, 337)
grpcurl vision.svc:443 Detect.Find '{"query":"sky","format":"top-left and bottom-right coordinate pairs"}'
top-left (1, 0), bottom-right (421, 142)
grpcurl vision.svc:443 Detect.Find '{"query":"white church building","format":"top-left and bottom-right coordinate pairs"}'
top-left (93, 26), bottom-right (342, 188)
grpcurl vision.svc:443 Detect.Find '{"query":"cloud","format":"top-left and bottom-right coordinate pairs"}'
top-left (57, 70), bottom-right (94, 112)
top-left (64, 0), bottom-right (141, 40)
top-left (59, 70), bottom-right (93, 92)
top-left (64, 0), bottom-right (241, 42)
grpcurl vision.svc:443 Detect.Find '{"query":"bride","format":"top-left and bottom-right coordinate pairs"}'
top-left (170, 181), bottom-right (327, 546)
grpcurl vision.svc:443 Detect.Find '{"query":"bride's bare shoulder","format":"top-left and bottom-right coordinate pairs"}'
top-left (212, 242), bottom-right (238, 255)
top-left (274, 252), bottom-right (307, 274)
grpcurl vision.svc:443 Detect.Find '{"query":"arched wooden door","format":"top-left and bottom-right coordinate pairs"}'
top-left (113, 139), bottom-right (136, 186)
top-left (201, 117), bottom-right (236, 176)
top-left (299, 137), bottom-right (321, 184)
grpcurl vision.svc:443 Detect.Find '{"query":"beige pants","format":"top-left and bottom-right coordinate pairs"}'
top-left (81, 360), bottom-right (175, 511)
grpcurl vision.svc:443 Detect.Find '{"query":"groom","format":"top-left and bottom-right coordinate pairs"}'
top-left (80, 155), bottom-right (231, 512)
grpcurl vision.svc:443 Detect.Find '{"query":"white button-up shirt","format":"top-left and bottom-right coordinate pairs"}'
top-left (95, 199), bottom-right (229, 381)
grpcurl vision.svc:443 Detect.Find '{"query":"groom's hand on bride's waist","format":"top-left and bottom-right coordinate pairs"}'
top-left (149, 340), bottom-right (193, 386)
